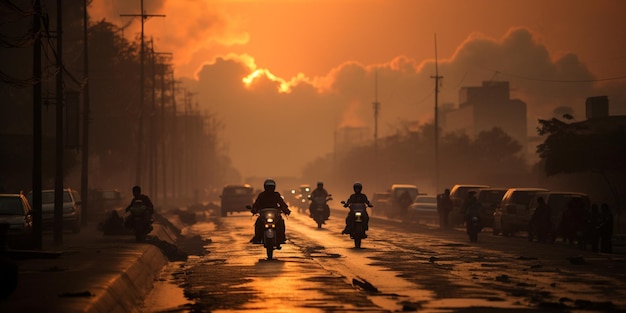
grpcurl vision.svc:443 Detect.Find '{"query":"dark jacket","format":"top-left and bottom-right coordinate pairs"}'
top-left (344, 193), bottom-right (371, 207)
top-left (126, 194), bottom-right (154, 214)
top-left (252, 191), bottom-right (290, 215)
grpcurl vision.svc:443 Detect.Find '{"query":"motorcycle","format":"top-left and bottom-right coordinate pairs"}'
top-left (247, 205), bottom-right (285, 260)
top-left (466, 215), bottom-right (482, 242)
top-left (125, 199), bottom-right (153, 242)
top-left (309, 194), bottom-right (332, 229)
top-left (341, 201), bottom-right (371, 248)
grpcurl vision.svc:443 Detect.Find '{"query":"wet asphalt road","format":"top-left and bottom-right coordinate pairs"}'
top-left (142, 206), bottom-right (626, 313)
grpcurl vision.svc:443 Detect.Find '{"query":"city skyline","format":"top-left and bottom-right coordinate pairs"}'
top-left (88, 0), bottom-right (626, 178)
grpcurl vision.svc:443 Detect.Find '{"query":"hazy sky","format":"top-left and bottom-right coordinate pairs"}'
top-left (90, 0), bottom-right (626, 179)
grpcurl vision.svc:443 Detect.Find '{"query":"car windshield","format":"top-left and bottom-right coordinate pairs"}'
top-left (480, 190), bottom-right (506, 203)
top-left (223, 187), bottom-right (252, 196)
top-left (510, 191), bottom-right (540, 205)
top-left (415, 196), bottom-right (436, 204)
top-left (0, 197), bottom-right (24, 215)
top-left (394, 188), bottom-right (418, 200)
top-left (549, 194), bottom-right (589, 211)
top-left (38, 191), bottom-right (72, 204)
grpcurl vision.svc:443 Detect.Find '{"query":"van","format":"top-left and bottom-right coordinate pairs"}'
top-left (528, 191), bottom-right (590, 241)
top-left (492, 187), bottom-right (549, 236)
top-left (370, 192), bottom-right (390, 216)
top-left (385, 184), bottom-right (419, 218)
top-left (220, 184), bottom-right (254, 217)
top-left (448, 184), bottom-right (490, 226)
top-left (476, 187), bottom-right (508, 227)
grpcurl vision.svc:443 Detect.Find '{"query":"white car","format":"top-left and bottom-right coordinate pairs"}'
top-left (28, 188), bottom-right (82, 233)
top-left (408, 195), bottom-right (438, 223)
top-left (0, 193), bottom-right (33, 248)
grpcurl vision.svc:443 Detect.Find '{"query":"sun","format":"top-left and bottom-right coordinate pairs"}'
top-left (242, 68), bottom-right (292, 93)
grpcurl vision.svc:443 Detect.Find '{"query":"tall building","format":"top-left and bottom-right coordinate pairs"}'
top-left (445, 81), bottom-right (528, 151)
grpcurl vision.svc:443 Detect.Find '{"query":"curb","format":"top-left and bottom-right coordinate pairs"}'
top-left (85, 244), bottom-right (169, 313)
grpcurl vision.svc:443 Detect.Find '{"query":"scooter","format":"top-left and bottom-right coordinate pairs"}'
top-left (341, 201), bottom-right (371, 248)
top-left (467, 215), bottom-right (482, 242)
top-left (310, 194), bottom-right (332, 229)
top-left (247, 205), bottom-right (284, 260)
top-left (125, 199), bottom-right (153, 242)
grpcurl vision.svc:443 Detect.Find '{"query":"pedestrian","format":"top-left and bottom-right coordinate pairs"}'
top-left (437, 189), bottom-right (453, 230)
top-left (598, 203), bottom-right (614, 253)
top-left (559, 198), bottom-right (586, 245)
top-left (529, 196), bottom-right (551, 243)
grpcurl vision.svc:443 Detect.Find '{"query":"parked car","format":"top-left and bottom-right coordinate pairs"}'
top-left (528, 191), bottom-right (591, 242)
top-left (407, 195), bottom-right (438, 223)
top-left (385, 184), bottom-right (419, 219)
top-left (220, 184), bottom-right (255, 217)
top-left (492, 187), bottom-right (549, 236)
top-left (476, 187), bottom-right (508, 227)
top-left (371, 192), bottom-right (390, 216)
top-left (0, 193), bottom-right (33, 248)
top-left (27, 188), bottom-right (82, 233)
top-left (448, 184), bottom-right (490, 226)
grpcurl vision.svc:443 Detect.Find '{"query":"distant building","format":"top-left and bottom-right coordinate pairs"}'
top-left (445, 81), bottom-right (528, 156)
top-left (576, 96), bottom-right (626, 132)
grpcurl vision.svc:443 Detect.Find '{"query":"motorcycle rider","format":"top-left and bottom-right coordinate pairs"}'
top-left (309, 181), bottom-right (330, 221)
top-left (341, 182), bottom-right (372, 237)
top-left (250, 179), bottom-right (291, 249)
top-left (125, 185), bottom-right (154, 231)
top-left (461, 191), bottom-right (481, 236)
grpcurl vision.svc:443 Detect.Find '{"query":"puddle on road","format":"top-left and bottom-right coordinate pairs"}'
top-left (141, 261), bottom-right (193, 313)
top-left (420, 298), bottom-right (527, 312)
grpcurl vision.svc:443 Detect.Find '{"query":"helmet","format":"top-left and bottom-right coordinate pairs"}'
top-left (263, 178), bottom-right (276, 192)
top-left (317, 181), bottom-right (324, 187)
top-left (353, 181), bottom-right (362, 193)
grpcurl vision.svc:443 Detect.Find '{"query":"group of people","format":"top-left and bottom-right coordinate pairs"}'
top-left (530, 198), bottom-right (614, 253)
top-left (249, 179), bottom-right (372, 247)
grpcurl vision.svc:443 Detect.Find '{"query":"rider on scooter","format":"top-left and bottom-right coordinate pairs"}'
top-left (124, 185), bottom-right (154, 231)
top-left (250, 179), bottom-right (291, 249)
top-left (341, 182), bottom-right (372, 237)
top-left (309, 181), bottom-right (330, 221)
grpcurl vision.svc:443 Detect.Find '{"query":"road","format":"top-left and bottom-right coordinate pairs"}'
top-left (142, 204), bottom-right (626, 313)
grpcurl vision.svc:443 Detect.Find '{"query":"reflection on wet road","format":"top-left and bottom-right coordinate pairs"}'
top-left (143, 207), bottom-right (626, 312)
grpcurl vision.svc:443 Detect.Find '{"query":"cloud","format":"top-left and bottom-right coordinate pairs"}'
top-left (180, 27), bottom-right (621, 178)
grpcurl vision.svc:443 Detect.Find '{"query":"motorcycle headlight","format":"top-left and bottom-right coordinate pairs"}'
top-left (266, 218), bottom-right (274, 223)
top-left (355, 212), bottom-right (362, 217)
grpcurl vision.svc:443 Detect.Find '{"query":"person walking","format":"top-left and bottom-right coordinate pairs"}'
top-left (529, 196), bottom-right (552, 243)
top-left (437, 189), bottom-right (453, 230)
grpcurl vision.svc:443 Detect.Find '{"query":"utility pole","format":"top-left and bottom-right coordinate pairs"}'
top-left (121, 0), bottom-right (165, 187)
top-left (80, 0), bottom-right (90, 226)
top-left (155, 52), bottom-right (173, 203)
top-left (54, 0), bottom-right (65, 245)
top-left (430, 33), bottom-right (443, 194)
top-left (32, 0), bottom-right (43, 249)
top-left (372, 69), bottom-right (380, 191)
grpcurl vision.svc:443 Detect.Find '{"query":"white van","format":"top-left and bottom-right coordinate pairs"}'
top-left (492, 187), bottom-right (549, 236)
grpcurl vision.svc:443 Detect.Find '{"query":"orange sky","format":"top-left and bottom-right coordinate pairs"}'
top-left (90, 0), bottom-right (626, 179)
